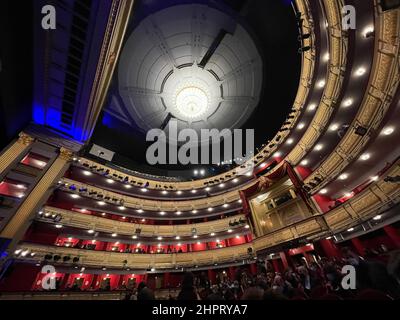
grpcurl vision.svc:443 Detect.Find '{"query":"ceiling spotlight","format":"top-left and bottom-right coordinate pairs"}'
top-left (205, 187), bottom-right (210, 191)
top-left (373, 215), bottom-right (382, 221)
top-left (210, 232), bottom-right (215, 236)
top-left (343, 99), bottom-right (353, 107)
top-left (317, 80), bottom-right (326, 88)
top-left (245, 225), bottom-right (250, 229)
top-left (111, 233), bottom-right (117, 237)
top-left (347, 227), bottom-right (354, 232)
top-left (157, 236), bottom-right (162, 240)
top-left (118, 206), bottom-right (126, 210)
top-left (300, 159), bottom-right (308, 166)
top-left (191, 189), bottom-right (197, 194)
top-left (137, 209), bottom-right (143, 213)
top-left (175, 236), bottom-right (180, 240)
top-left (162, 190), bottom-right (168, 194)
top-left (360, 153), bottom-right (371, 161)
top-left (355, 67), bottom-right (367, 76)
top-left (238, 199), bottom-right (242, 203)
top-left (194, 170), bottom-right (198, 175)
top-left (87, 229), bottom-right (95, 234)
top-left (344, 192), bottom-right (353, 198)
top-left (287, 138), bottom-right (294, 145)
top-left (71, 194), bottom-right (80, 199)
top-left (131, 235), bottom-right (138, 239)
top-left (308, 104), bottom-right (317, 111)
top-left (207, 207), bottom-right (213, 212)
top-left (106, 179), bottom-right (114, 184)
top-left (55, 224), bottom-right (63, 229)
top-left (159, 211), bottom-right (166, 215)
top-left (245, 171), bottom-right (253, 177)
top-left (363, 25), bottom-right (374, 38)
top-left (219, 183), bottom-right (225, 188)
top-left (297, 123), bottom-right (305, 130)
top-left (273, 152), bottom-right (281, 158)
top-left (192, 210), bottom-right (197, 214)
top-left (330, 124), bottom-right (339, 131)
top-left (193, 234), bottom-right (198, 238)
top-left (320, 189), bottom-right (328, 194)
top-left (83, 171), bottom-right (92, 176)
top-left (177, 190), bottom-right (182, 195)
top-left (223, 204), bottom-right (229, 208)
top-left (233, 178), bottom-right (239, 183)
top-left (98, 201), bottom-right (105, 206)
top-left (176, 211), bottom-right (182, 215)
top-left (323, 52), bottom-right (330, 61)
top-left (228, 229), bottom-right (232, 233)
top-left (382, 127), bottom-right (394, 136)
top-left (370, 176), bottom-right (379, 182)
top-left (122, 216), bottom-right (126, 219)
top-left (200, 169), bottom-right (205, 175)
top-left (124, 184), bottom-right (132, 189)
top-left (338, 173), bottom-right (349, 180)
top-left (315, 144), bottom-right (323, 151)
top-left (141, 188), bottom-right (147, 192)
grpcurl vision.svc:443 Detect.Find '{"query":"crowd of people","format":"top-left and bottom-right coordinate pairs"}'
top-left (128, 247), bottom-right (400, 300)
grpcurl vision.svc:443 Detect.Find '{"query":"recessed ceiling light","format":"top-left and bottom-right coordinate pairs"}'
top-left (297, 123), bottom-right (305, 130)
top-left (245, 225), bottom-right (250, 229)
top-left (233, 178), bottom-right (239, 183)
top-left (360, 153), bottom-right (371, 161)
top-left (98, 201), bottom-right (105, 206)
top-left (71, 194), bottom-right (80, 199)
top-left (373, 215), bottom-right (382, 220)
top-left (207, 207), bottom-right (213, 211)
top-left (192, 209), bottom-right (197, 214)
top-left (323, 52), bottom-right (330, 61)
top-left (176, 190), bottom-right (182, 195)
top-left (317, 80), bottom-right (326, 88)
top-left (159, 211), bottom-right (166, 215)
top-left (111, 233), bottom-right (117, 237)
top-left (329, 124), bottom-right (339, 131)
top-left (141, 188), bottom-right (147, 192)
top-left (118, 206), bottom-right (125, 210)
top-left (88, 229), bottom-right (95, 234)
top-left (132, 235), bottom-right (137, 239)
top-left (315, 144), bottom-right (323, 151)
top-left (55, 224), bottom-right (63, 228)
top-left (137, 209), bottom-right (143, 213)
top-left (300, 159), bottom-right (308, 166)
top-left (124, 184), bottom-right (132, 189)
top-left (106, 179), bottom-right (114, 184)
top-left (121, 216), bottom-right (126, 219)
top-left (382, 127), bottom-right (394, 136)
top-left (176, 211), bottom-right (182, 215)
top-left (273, 152), bottom-right (281, 157)
top-left (245, 171), bottom-right (253, 177)
top-left (193, 234), bottom-right (198, 238)
top-left (338, 173), bottom-right (349, 180)
top-left (205, 187), bottom-right (210, 191)
top-left (175, 236), bottom-right (180, 240)
top-left (219, 183), bottom-right (225, 188)
top-left (238, 199), bottom-right (242, 203)
top-left (191, 189), bottom-right (197, 193)
top-left (355, 67), bottom-right (367, 76)
top-left (347, 227), bottom-right (354, 232)
top-left (83, 171), bottom-right (92, 176)
top-left (287, 138), bottom-right (294, 145)
top-left (162, 190), bottom-right (168, 194)
top-left (308, 104), bottom-right (316, 111)
top-left (157, 236), bottom-right (162, 240)
top-left (363, 25), bottom-right (374, 38)
top-left (343, 99), bottom-right (353, 107)
top-left (223, 204), bottom-right (229, 208)
top-left (320, 189), bottom-right (328, 194)
top-left (210, 232), bottom-right (215, 236)
top-left (228, 229), bottom-right (232, 233)
top-left (371, 176), bottom-right (379, 182)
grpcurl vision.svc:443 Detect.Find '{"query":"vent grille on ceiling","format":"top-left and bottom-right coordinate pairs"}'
top-left (60, 0), bottom-right (92, 127)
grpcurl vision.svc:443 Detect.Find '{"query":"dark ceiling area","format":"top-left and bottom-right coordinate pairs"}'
top-left (0, 1), bottom-right (33, 151)
top-left (88, 0), bottom-right (301, 177)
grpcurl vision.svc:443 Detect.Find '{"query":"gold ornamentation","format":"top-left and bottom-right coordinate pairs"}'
top-left (59, 147), bottom-right (74, 161)
top-left (17, 132), bottom-right (34, 146)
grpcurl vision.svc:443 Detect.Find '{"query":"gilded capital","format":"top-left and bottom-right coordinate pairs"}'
top-left (17, 132), bottom-right (34, 146)
top-left (59, 147), bottom-right (74, 161)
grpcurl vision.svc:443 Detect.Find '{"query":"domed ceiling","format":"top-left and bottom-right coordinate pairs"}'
top-left (90, 0), bottom-right (300, 176)
top-left (117, 4), bottom-right (262, 143)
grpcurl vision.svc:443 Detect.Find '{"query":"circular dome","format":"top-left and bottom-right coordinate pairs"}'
top-left (118, 4), bottom-right (263, 143)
